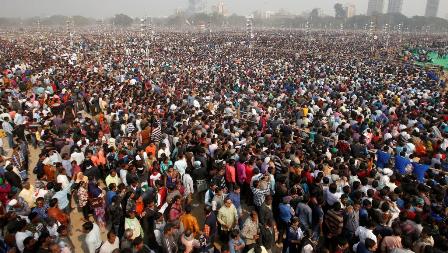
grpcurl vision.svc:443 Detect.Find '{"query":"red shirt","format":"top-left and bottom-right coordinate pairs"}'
top-left (244, 165), bottom-right (254, 185)
top-left (225, 164), bottom-right (236, 183)
top-left (158, 187), bottom-right (167, 208)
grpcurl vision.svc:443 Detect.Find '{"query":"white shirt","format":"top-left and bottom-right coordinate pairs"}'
top-left (208, 143), bottom-right (218, 158)
top-left (120, 170), bottom-right (128, 186)
top-left (16, 230), bottom-right (34, 252)
top-left (99, 237), bottom-right (120, 253)
top-left (174, 158), bottom-right (188, 176)
top-left (14, 113), bottom-right (25, 125)
top-left (353, 226), bottom-right (377, 252)
top-left (57, 174), bottom-right (71, 189)
top-left (86, 223), bottom-right (102, 253)
top-left (70, 152), bottom-right (85, 166)
top-left (183, 173), bottom-right (194, 195)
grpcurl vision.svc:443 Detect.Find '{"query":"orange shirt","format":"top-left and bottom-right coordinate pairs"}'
top-left (48, 207), bottom-right (69, 225)
top-left (145, 144), bottom-right (156, 157)
top-left (179, 213), bottom-right (200, 235)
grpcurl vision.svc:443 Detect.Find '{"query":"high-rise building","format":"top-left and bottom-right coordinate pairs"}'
top-left (345, 4), bottom-right (356, 18)
top-left (387, 0), bottom-right (403, 14)
top-left (367, 0), bottom-right (384, 16)
top-left (425, 0), bottom-right (440, 17)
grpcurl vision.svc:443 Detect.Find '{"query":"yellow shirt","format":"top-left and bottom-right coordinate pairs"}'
top-left (217, 205), bottom-right (238, 231)
top-left (19, 186), bottom-right (36, 208)
top-left (303, 107), bottom-right (309, 117)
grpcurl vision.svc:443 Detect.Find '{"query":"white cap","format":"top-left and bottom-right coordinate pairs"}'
top-left (8, 199), bottom-right (18, 206)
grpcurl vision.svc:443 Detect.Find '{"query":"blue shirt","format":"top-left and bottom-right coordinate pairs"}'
top-left (412, 163), bottom-right (429, 183)
top-left (106, 191), bottom-right (117, 206)
top-left (53, 181), bottom-right (74, 210)
top-left (395, 155), bottom-right (411, 174)
top-left (376, 151), bottom-right (391, 169)
top-left (227, 192), bottom-right (241, 210)
top-left (32, 205), bottom-right (49, 219)
top-left (229, 238), bottom-right (245, 253)
top-left (279, 203), bottom-right (292, 223)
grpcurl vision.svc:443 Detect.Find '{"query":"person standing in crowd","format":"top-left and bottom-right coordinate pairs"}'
top-left (99, 230), bottom-right (120, 253)
top-left (83, 221), bottom-right (102, 253)
top-left (217, 197), bottom-right (238, 241)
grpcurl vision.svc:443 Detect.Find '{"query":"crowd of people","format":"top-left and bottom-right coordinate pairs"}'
top-left (0, 27), bottom-right (447, 253)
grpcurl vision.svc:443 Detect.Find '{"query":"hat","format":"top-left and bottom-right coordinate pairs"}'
top-left (8, 199), bottom-right (18, 206)
top-left (416, 198), bottom-right (424, 206)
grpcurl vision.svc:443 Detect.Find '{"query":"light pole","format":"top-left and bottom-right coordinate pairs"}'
top-left (246, 16), bottom-right (254, 56)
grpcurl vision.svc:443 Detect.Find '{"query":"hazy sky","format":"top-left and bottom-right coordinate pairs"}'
top-left (1, 0), bottom-right (447, 19)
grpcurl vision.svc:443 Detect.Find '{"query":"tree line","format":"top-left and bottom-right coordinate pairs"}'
top-left (0, 12), bottom-right (447, 32)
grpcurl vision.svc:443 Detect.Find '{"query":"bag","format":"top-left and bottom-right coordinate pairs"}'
top-left (95, 242), bottom-right (104, 253)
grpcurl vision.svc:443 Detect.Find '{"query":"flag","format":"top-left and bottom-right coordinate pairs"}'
top-left (376, 151), bottom-right (391, 169)
top-left (395, 155), bottom-right (410, 175)
top-left (412, 162), bottom-right (429, 183)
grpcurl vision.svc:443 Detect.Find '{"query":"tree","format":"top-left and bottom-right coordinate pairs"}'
top-left (310, 8), bottom-right (319, 19)
top-left (334, 3), bottom-right (347, 19)
top-left (112, 14), bottom-right (133, 27)
top-left (72, 15), bottom-right (94, 26)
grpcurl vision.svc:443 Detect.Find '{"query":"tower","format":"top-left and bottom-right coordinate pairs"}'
top-left (367, 0), bottom-right (384, 16)
top-left (425, 0), bottom-right (440, 17)
top-left (387, 0), bottom-right (403, 14)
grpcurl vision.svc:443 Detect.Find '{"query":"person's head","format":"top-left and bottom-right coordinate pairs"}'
top-left (49, 242), bottom-right (61, 253)
top-left (57, 225), bottom-right (69, 236)
top-left (265, 218), bottom-right (275, 228)
top-left (250, 210), bottom-right (258, 222)
top-left (28, 212), bottom-right (39, 223)
top-left (36, 197), bottom-right (45, 208)
top-left (17, 219), bottom-right (27, 231)
top-left (221, 245), bottom-right (230, 253)
top-left (108, 183), bottom-right (116, 191)
top-left (110, 169), bottom-right (117, 176)
top-left (107, 230), bottom-right (117, 244)
top-left (393, 227), bottom-right (402, 237)
top-left (23, 181), bottom-right (30, 190)
top-left (49, 198), bottom-right (58, 208)
top-left (329, 183), bottom-right (337, 193)
top-left (204, 205), bottom-right (213, 215)
top-left (173, 195), bottom-right (182, 205)
top-left (53, 183), bottom-right (62, 192)
top-left (224, 197), bottom-right (232, 208)
top-left (164, 223), bottom-right (174, 235)
top-left (124, 229), bottom-right (134, 240)
top-left (233, 185), bottom-right (240, 194)
top-left (230, 229), bottom-right (240, 239)
top-left (82, 221), bottom-right (94, 233)
top-left (185, 205), bottom-right (192, 214)
top-left (365, 238), bottom-right (377, 252)
top-left (265, 194), bottom-right (272, 205)
top-left (23, 236), bottom-right (36, 250)
top-left (132, 236), bottom-right (144, 250)
top-left (128, 209), bottom-right (136, 218)
top-left (290, 217), bottom-right (300, 228)
top-left (336, 237), bottom-right (349, 250)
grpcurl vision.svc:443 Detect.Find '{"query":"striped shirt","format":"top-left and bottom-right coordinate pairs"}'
top-left (151, 126), bottom-right (162, 144)
top-left (250, 186), bottom-right (270, 207)
top-left (126, 123), bottom-right (135, 134)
